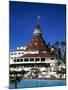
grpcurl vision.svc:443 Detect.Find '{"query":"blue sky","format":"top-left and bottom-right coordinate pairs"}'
top-left (9, 1), bottom-right (66, 51)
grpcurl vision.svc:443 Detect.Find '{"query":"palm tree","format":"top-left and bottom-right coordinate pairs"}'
top-left (63, 51), bottom-right (66, 64)
top-left (58, 48), bottom-right (62, 59)
top-left (61, 41), bottom-right (66, 57)
top-left (9, 70), bottom-right (22, 88)
top-left (56, 67), bottom-right (66, 79)
top-left (54, 41), bottom-right (59, 59)
top-left (61, 41), bottom-right (66, 64)
top-left (47, 42), bottom-right (51, 49)
top-left (9, 70), bottom-right (18, 88)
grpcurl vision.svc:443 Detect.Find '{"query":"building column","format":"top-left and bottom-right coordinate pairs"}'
top-left (40, 57), bottom-right (41, 62)
top-left (23, 58), bottom-right (24, 62)
top-left (34, 58), bottom-right (35, 63)
top-left (28, 58), bottom-right (30, 62)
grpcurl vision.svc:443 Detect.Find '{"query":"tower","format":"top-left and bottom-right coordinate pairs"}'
top-left (26, 24), bottom-right (50, 52)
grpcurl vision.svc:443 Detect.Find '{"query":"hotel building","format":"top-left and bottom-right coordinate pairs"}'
top-left (9, 24), bottom-right (65, 79)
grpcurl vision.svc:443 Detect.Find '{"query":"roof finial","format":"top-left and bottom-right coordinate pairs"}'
top-left (37, 16), bottom-right (41, 24)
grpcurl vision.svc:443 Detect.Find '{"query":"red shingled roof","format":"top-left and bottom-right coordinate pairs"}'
top-left (26, 24), bottom-right (50, 51)
top-left (19, 53), bottom-right (54, 58)
top-left (26, 36), bottom-right (50, 51)
top-left (18, 24), bottom-right (54, 59)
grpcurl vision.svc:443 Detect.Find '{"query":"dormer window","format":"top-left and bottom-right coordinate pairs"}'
top-left (35, 43), bottom-right (37, 45)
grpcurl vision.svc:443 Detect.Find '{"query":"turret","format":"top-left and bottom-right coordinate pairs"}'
top-left (33, 24), bottom-right (42, 36)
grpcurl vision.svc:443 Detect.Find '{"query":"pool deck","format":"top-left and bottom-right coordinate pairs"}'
top-left (22, 78), bottom-right (66, 80)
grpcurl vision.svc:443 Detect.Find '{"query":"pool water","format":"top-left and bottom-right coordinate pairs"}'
top-left (9, 79), bottom-right (66, 89)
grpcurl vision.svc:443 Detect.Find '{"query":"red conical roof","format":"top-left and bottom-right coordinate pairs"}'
top-left (26, 24), bottom-right (50, 51)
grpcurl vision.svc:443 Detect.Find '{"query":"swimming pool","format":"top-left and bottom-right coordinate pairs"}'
top-left (9, 79), bottom-right (66, 89)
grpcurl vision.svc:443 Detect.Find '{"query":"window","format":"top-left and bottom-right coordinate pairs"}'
top-left (18, 53), bottom-right (20, 54)
top-left (51, 58), bottom-right (54, 60)
top-left (35, 43), bottom-right (37, 45)
top-left (46, 63), bottom-right (50, 67)
top-left (30, 58), bottom-right (34, 62)
top-left (35, 58), bottom-right (39, 62)
top-left (41, 58), bottom-right (45, 61)
top-left (29, 65), bottom-right (32, 67)
top-left (11, 53), bottom-right (13, 55)
top-left (14, 59), bottom-right (16, 62)
top-left (24, 58), bottom-right (28, 62)
top-left (20, 59), bottom-right (23, 62)
top-left (17, 59), bottom-right (19, 62)
top-left (14, 57), bottom-right (16, 59)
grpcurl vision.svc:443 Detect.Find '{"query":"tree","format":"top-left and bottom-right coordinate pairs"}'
top-left (63, 50), bottom-right (66, 64)
top-left (46, 42), bottom-right (51, 52)
top-left (9, 70), bottom-right (23, 88)
top-left (61, 41), bottom-right (66, 64)
top-left (61, 41), bottom-right (66, 57)
top-left (57, 48), bottom-right (62, 65)
top-left (54, 41), bottom-right (59, 59)
top-left (58, 48), bottom-right (62, 59)
top-left (54, 41), bottom-right (59, 48)
top-left (56, 67), bottom-right (66, 79)
top-left (47, 42), bottom-right (51, 49)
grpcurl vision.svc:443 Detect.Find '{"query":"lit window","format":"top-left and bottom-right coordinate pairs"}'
top-left (35, 43), bottom-right (37, 45)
